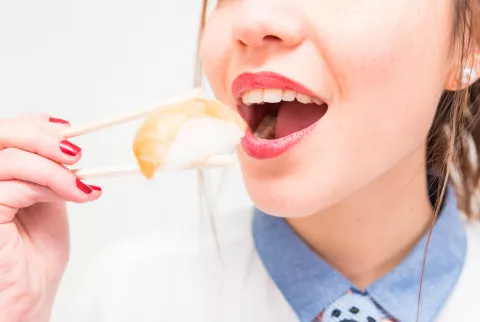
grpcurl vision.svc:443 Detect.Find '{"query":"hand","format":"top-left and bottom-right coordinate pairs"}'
top-left (0, 114), bottom-right (101, 322)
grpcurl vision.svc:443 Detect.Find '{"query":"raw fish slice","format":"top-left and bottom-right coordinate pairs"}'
top-left (133, 97), bottom-right (246, 178)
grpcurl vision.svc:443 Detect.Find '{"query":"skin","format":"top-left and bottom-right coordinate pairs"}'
top-left (0, 114), bottom-right (101, 321)
top-left (200, 0), bottom-right (475, 287)
top-left (0, 0), bottom-right (478, 320)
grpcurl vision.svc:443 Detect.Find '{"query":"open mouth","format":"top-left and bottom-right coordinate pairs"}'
top-left (237, 88), bottom-right (328, 140)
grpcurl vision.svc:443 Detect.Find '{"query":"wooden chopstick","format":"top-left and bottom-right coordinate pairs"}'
top-left (72, 154), bottom-right (236, 180)
top-left (63, 88), bottom-right (236, 180)
top-left (62, 87), bottom-right (203, 139)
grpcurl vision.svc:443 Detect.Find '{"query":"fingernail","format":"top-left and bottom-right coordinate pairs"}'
top-left (89, 185), bottom-right (102, 192)
top-left (49, 117), bottom-right (70, 124)
top-left (60, 140), bottom-right (81, 157)
top-left (76, 179), bottom-right (92, 194)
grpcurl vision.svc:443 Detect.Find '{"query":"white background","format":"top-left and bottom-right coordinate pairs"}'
top-left (0, 0), bottom-right (236, 320)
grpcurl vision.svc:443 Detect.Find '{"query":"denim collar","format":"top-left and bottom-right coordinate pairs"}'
top-left (253, 182), bottom-right (467, 322)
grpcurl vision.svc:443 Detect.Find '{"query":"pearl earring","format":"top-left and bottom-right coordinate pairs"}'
top-left (461, 67), bottom-right (478, 85)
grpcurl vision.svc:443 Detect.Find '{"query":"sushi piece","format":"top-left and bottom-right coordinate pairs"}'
top-left (133, 97), bottom-right (246, 179)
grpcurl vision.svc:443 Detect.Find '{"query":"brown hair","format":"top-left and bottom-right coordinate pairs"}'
top-left (195, 0), bottom-right (480, 220)
top-left (416, 2), bottom-right (480, 318)
top-left (429, 0), bottom-right (480, 220)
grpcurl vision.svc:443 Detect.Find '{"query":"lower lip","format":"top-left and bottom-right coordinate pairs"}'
top-left (240, 122), bottom-right (318, 159)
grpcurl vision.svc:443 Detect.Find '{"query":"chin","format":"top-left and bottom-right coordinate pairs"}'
top-left (246, 179), bottom-right (332, 218)
top-left (237, 153), bottom-right (344, 218)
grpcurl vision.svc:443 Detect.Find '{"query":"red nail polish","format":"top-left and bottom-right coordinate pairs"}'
top-left (89, 185), bottom-right (102, 191)
top-left (60, 140), bottom-right (81, 156)
top-left (49, 117), bottom-right (70, 124)
top-left (76, 179), bottom-right (92, 194)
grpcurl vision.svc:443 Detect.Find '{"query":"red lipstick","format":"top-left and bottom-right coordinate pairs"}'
top-left (241, 123), bottom-right (319, 159)
top-left (232, 72), bottom-right (327, 160)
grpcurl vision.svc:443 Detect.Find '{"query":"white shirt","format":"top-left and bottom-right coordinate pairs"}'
top-left (61, 165), bottom-right (480, 322)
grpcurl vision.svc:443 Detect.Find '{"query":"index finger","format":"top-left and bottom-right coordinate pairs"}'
top-left (0, 113), bottom-right (82, 166)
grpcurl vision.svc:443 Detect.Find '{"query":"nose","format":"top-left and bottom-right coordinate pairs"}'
top-left (232, 1), bottom-right (308, 48)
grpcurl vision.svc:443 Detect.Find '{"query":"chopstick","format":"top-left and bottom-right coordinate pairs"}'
top-left (63, 87), bottom-right (236, 180)
top-left (62, 87), bottom-right (203, 139)
top-left (72, 153), bottom-right (236, 180)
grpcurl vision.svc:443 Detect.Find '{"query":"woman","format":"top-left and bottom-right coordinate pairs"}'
top-left (1, 0), bottom-right (480, 321)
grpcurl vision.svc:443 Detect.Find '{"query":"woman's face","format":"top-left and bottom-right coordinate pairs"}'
top-left (200, 0), bottom-right (456, 217)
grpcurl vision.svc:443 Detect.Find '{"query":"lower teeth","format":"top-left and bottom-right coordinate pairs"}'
top-left (254, 114), bottom-right (277, 139)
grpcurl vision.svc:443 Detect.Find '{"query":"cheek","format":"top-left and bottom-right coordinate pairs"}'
top-left (199, 12), bottom-right (233, 105)
top-left (316, 0), bottom-right (452, 156)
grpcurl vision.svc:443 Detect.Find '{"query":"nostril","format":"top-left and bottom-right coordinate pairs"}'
top-left (237, 34), bottom-right (281, 48)
top-left (263, 35), bottom-right (282, 42)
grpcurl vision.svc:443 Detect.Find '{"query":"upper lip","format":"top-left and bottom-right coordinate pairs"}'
top-left (231, 71), bottom-right (325, 103)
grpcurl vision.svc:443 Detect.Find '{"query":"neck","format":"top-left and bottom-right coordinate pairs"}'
top-left (287, 149), bottom-right (433, 289)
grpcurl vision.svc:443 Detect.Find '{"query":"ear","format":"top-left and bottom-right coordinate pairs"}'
top-left (445, 47), bottom-right (480, 91)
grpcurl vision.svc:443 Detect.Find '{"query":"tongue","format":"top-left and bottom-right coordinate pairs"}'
top-left (274, 102), bottom-right (327, 138)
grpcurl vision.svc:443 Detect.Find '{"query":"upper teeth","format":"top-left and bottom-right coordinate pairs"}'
top-left (241, 89), bottom-right (323, 106)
